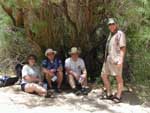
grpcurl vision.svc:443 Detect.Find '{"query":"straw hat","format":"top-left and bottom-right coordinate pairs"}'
top-left (69, 47), bottom-right (81, 55)
top-left (45, 48), bottom-right (57, 56)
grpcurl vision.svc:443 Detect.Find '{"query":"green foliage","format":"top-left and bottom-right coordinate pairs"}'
top-left (0, 0), bottom-right (16, 7)
top-left (15, 0), bottom-right (41, 8)
top-left (0, 28), bottom-right (35, 71)
top-left (0, 0), bottom-right (150, 90)
top-left (31, 20), bottom-right (48, 34)
top-left (0, 7), bottom-right (37, 73)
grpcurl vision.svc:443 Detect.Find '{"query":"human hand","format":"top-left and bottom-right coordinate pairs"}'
top-left (38, 81), bottom-right (43, 86)
top-left (48, 70), bottom-right (54, 77)
top-left (117, 62), bottom-right (123, 68)
top-left (31, 77), bottom-right (40, 83)
top-left (57, 67), bottom-right (63, 72)
top-left (50, 69), bottom-right (56, 73)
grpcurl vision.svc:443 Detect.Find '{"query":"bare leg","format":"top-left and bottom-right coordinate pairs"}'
top-left (80, 74), bottom-right (88, 88)
top-left (24, 83), bottom-right (47, 96)
top-left (83, 78), bottom-right (88, 88)
top-left (101, 74), bottom-right (111, 95)
top-left (115, 75), bottom-right (124, 98)
top-left (57, 71), bottom-right (63, 88)
top-left (68, 74), bottom-right (76, 89)
top-left (45, 74), bottom-right (52, 88)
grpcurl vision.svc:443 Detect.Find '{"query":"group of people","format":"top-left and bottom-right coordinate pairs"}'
top-left (20, 18), bottom-right (126, 103)
top-left (21, 47), bottom-right (89, 97)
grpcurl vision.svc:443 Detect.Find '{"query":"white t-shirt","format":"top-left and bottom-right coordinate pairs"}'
top-left (65, 57), bottom-right (86, 75)
top-left (21, 64), bottom-right (42, 84)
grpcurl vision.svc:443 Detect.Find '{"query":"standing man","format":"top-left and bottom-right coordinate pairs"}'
top-left (101, 18), bottom-right (126, 103)
top-left (42, 49), bottom-right (63, 93)
top-left (65, 47), bottom-right (89, 95)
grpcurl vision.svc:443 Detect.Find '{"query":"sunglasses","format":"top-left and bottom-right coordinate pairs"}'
top-left (108, 23), bottom-right (115, 26)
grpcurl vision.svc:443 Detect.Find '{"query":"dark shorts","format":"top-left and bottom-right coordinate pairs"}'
top-left (21, 83), bottom-right (39, 94)
top-left (21, 83), bottom-right (27, 91)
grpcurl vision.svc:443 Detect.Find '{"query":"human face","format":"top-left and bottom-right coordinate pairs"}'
top-left (108, 23), bottom-right (118, 33)
top-left (71, 53), bottom-right (79, 61)
top-left (28, 57), bottom-right (36, 66)
top-left (47, 52), bottom-right (55, 61)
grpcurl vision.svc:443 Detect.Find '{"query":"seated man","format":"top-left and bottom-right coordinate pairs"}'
top-left (42, 49), bottom-right (63, 93)
top-left (65, 47), bottom-right (89, 95)
top-left (21, 54), bottom-right (51, 98)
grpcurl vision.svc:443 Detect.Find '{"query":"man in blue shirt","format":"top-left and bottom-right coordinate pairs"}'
top-left (42, 49), bottom-right (63, 93)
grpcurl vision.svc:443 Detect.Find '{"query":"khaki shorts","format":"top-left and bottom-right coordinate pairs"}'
top-left (101, 58), bottom-right (123, 76)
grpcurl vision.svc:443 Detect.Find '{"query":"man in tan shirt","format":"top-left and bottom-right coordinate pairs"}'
top-left (101, 18), bottom-right (126, 103)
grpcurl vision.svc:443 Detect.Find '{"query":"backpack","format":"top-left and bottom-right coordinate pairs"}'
top-left (0, 76), bottom-right (18, 87)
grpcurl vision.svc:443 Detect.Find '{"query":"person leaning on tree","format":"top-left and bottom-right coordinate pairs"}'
top-left (100, 18), bottom-right (126, 103)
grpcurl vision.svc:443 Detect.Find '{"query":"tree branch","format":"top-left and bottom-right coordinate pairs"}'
top-left (0, 4), bottom-right (16, 26)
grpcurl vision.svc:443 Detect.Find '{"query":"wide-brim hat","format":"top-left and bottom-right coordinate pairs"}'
top-left (69, 47), bottom-right (81, 55)
top-left (108, 18), bottom-right (116, 25)
top-left (45, 48), bottom-right (57, 56)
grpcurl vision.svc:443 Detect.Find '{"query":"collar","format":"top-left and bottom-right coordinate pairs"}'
top-left (47, 58), bottom-right (55, 63)
top-left (71, 57), bottom-right (78, 62)
top-left (111, 29), bottom-right (118, 36)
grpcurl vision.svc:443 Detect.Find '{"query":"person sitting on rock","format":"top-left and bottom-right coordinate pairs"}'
top-left (21, 54), bottom-right (51, 98)
top-left (65, 47), bottom-right (89, 95)
top-left (42, 49), bottom-right (63, 93)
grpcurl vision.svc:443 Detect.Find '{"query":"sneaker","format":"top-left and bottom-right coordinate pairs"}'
top-left (85, 87), bottom-right (91, 93)
top-left (73, 88), bottom-right (82, 96)
top-left (55, 88), bottom-right (62, 93)
top-left (45, 89), bottom-right (55, 98)
top-left (81, 88), bottom-right (88, 95)
top-left (45, 91), bottom-right (52, 98)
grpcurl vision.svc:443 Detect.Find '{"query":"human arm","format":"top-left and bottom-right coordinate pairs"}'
top-left (41, 60), bottom-right (55, 76)
top-left (117, 31), bottom-right (126, 67)
top-left (22, 65), bottom-right (41, 83)
top-left (23, 75), bottom-right (41, 83)
top-left (65, 58), bottom-right (79, 77)
top-left (81, 59), bottom-right (87, 77)
top-left (42, 67), bottom-right (55, 76)
top-left (57, 59), bottom-right (63, 72)
top-left (118, 47), bottom-right (126, 65)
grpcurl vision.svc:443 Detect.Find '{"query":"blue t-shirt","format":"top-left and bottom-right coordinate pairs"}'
top-left (42, 58), bottom-right (62, 71)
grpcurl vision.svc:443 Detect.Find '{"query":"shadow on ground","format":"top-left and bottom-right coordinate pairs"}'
top-left (0, 85), bottom-right (145, 113)
top-left (122, 91), bottom-right (142, 105)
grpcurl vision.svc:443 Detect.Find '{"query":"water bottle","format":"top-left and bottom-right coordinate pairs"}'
top-left (79, 77), bottom-right (83, 83)
top-left (51, 75), bottom-right (57, 82)
top-left (43, 83), bottom-right (48, 90)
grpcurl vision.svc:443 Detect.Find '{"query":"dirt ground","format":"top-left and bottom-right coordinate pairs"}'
top-left (0, 85), bottom-right (150, 113)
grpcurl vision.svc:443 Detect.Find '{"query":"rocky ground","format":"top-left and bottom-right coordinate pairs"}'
top-left (0, 85), bottom-right (150, 113)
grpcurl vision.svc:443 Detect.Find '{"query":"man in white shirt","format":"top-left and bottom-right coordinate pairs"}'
top-left (65, 47), bottom-right (89, 95)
